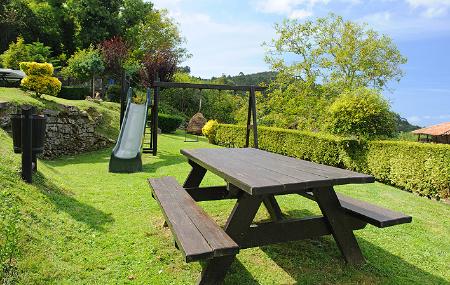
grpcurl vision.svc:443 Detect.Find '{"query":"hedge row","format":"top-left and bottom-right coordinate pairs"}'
top-left (158, 113), bottom-right (184, 133)
top-left (59, 86), bottom-right (90, 100)
top-left (214, 124), bottom-right (450, 199)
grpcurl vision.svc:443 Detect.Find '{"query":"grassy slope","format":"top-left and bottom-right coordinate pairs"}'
top-left (0, 88), bottom-right (120, 140)
top-left (0, 128), bottom-right (449, 284)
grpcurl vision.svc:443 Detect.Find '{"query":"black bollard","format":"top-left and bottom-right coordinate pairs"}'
top-left (21, 106), bottom-right (33, 183)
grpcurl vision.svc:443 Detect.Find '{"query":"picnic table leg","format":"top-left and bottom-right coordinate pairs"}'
top-left (197, 192), bottom-right (263, 285)
top-left (263, 195), bottom-right (284, 221)
top-left (183, 160), bottom-right (207, 188)
top-left (312, 187), bottom-right (365, 265)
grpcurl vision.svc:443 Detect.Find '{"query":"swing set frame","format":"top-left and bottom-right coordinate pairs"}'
top-left (120, 77), bottom-right (266, 156)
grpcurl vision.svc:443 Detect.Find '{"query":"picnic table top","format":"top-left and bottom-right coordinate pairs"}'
top-left (181, 148), bottom-right (374, 195)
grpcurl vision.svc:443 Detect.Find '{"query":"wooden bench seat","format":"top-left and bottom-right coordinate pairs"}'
top-left (148, 176), bottom-right (239, 262)
top-left (300, 191), bottom-right (412, 228)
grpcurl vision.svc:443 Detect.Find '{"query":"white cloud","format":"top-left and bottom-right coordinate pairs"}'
top-left (359, 10), bottom-right (450, 40)
top-left (406, 0), bottom-right (450, 18)
top-left (253, 0), bottom-right (360, 18)
top-left (289, 9), bottom-right (313, 19)
top-left (407, 114), bottom-right (450, 124)
top-left (150, 2), bottom-right (274, 77)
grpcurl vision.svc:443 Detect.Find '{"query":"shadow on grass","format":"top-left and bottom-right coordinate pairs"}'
top-left (142, 150), bottom-right (186, 173)
top-left (34, 171), bottom-right (114, 232)
top-left (44, 148), bottom-right (111, 166)
top-left (253, 209), bottom-right (447, 285)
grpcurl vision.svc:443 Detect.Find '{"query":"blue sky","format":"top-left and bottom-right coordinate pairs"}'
top-left (151, 0), bottom-right (450, 127)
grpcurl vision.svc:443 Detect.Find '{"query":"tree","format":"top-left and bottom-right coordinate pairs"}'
top-left (65, 0), bottom-right (122, 48)
top-left (139, 49), bottom-right (179, 86)
top-left (1, 37), bottom-right (52, 69)
top-left (99, 36), bottom-right (129, 79)
top-left (265, 13), bottom-right (407, 93)
top-left (61, 46), bottom-right (105, 96)
top-left (326, 87), bottom-right (396, 138)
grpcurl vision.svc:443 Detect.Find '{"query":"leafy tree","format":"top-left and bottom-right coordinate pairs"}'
top-left (265, 13), bottom-right (407, 92)
top-left (1, 37), bottom-right (52, 69)
top-left (61, 46), bottom-right (105, 96)
top-left (99, 36), bottom-right (129, 79)
top-left (132, 9), bottom-right (188, 60)
top-left (65, 0), bottom-right (122, 48)
top-left (326, 87), bottom-right (396, 138)
top-left (139, 49), bottom-right (179, 87)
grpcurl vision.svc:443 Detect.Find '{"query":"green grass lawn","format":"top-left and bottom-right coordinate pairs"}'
top-left (1, 128), bottom-right (449, 284)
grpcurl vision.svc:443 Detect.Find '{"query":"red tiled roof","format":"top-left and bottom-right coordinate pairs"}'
top-left (412, 122), bottom-right (450, 136)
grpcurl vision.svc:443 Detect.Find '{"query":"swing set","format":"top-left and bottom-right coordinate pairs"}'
top-left (118, 78), bottom-right (266, 156)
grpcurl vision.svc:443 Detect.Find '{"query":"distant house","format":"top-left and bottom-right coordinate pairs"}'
top-left (412, 122), bottom-right (450, 144)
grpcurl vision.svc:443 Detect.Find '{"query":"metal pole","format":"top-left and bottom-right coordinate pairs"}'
top-left (21, 106), bottom-right (33, 183)
top-left (250, 86), bottom-right (258, 149)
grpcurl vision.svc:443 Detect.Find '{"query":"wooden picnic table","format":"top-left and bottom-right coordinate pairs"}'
top-left (149, 148), bottom-right (411, 285)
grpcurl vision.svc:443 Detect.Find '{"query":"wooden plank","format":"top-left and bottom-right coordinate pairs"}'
top-left (198, 192), bottom-right (263, 285)
top-left (336, 193), bottom-right (412, 228)
top-left (241, 148), bottom-right (374, 183)
top-left (185, 186), bottom-right (237, 201)
top-left (240, 216), bottom-right (367, 249)
top-left (182, 148), bottom-right (373, 195)
top-left (299, 192), bottom-right (412, 228)
top-left (313, 187), bottom-right (365, 265)
top-left (148, 178), bottom-right (213, 262)
top-left (157, 177), bottom-right (239, 258)
top-left (153, 81), bottom-right (266, 92)
top-left (181, 149), bottom-right (287, 195)
top-left (181, 148), bottom-right (374, 196)
top-left (219, 149), bottom-right (334, 192)
top-left (183, 160), bottom-right (207, 188)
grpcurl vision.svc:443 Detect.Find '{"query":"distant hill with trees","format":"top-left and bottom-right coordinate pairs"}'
top-left (209, 71), bottom-right (277, 86)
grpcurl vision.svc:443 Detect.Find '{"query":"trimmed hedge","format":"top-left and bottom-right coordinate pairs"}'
top-left (59, 86), bottom-right (90, 100)
top-left (158, 113), bottom-right (184, 133)
top-left (214, 124), bottom-right (450, 199)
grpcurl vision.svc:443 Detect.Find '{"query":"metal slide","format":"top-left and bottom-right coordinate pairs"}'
top-left (109, 88), bottom-right (151, 173)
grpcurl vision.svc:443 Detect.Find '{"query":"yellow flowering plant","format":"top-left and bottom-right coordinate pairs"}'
top-left (202, 119), bottom-right (219, 144)
top-left (20, 62), bottom-right (61, 97)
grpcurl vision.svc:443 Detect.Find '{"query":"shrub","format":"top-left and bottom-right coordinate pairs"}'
top-left (20, 62), bottom-right (61, 97)
top-left (202, 120), bottom-right (219, 143)
top-left (158, 113), bottom-right (184, 133)
top-left (326, 88), bottom-right (396, 138)
top-left (19, 61), bottom-right (53, 76)
top-left (1, 37), bottom-right (52, 69)
top-left (214, 124), bottom-right (450, 199)
top-left (106, 84), bottom-right (122, 102)
top-left (61, 46), bottom-right (105, 81)
top-left (58, 87), bottom-right (90, 100)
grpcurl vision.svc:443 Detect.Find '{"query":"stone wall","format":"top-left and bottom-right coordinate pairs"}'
top-left (0, 102), bottom-right (113, 159)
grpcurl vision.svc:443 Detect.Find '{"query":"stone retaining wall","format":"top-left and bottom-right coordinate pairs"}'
top-left (0, 102), bottom-right (113, 159)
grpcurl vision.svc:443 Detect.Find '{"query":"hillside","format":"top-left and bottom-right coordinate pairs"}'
top-left (0, 88), bottom-right (120, 141)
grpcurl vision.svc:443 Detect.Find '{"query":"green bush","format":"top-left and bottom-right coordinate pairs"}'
top-left (20, 62), bottom-right (61, 97)
top-left (58, 86), bottom-right (90, 100)
top-left (158, 113), bottom-right (184, 133)
top-left (202, 120), bottom-right (219, 143)
top-left (106, 84), bottom-right (122, 102)
top-left (326, 88), bottom-right (396, 138)
top-left (214, 124), bottom-right (450, 199)
top-left (366, 141), bottom-right (450, 199)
